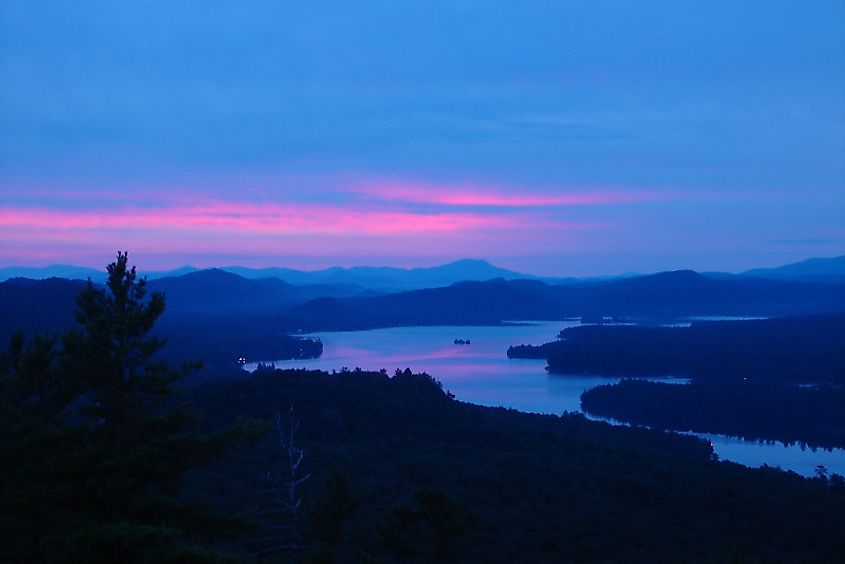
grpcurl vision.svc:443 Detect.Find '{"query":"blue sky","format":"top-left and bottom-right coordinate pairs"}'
top-left (1, 1), bottom-right (843, 275)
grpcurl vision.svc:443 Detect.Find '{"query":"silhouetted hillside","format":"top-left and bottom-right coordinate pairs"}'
top-left (582, 380), bottom-right (845, 449)
top-left (158, 312), bottom-right (322, 367)
top-left (509, 314), bottom-right (845, 384)
top-left (183, 367), bottom-right (845, 562)
top-left (0, 274), bottom-right (323, 368)
top-left (743, 255), bottom-right (845, 283)
top-left (226, 258), bottom-right (553, 290)
top-left (285, 278), bottom-right (560, 330)
top-left (0, 277), bottom-right (84, 343)
top-left (285, 272), bottom-right (845, 330)
top-left (0, 259), bottom-right (560, 290)
top-left (5, 270), bottom-right (845, 340)
top-left (565, 270), bottom-right (845, 316)
top-left (150, 269), bottom-right (372, 314)
top-left (151, 269), bottom-right (300, 313)
top-left (0, 264), bottom-right (201, 283)
top-left (6, 254), bottom-right (844, 287)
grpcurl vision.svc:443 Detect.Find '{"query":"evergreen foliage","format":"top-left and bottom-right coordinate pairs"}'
top-left (189, 367), bottom-right (845, 563)
top-left (3, 254), bottom-right (845, 562)
top-left (0, 253), bottom-right (265, 563)
top-left (509, 314), bottom-right (845, 384)
top-left (582, 379), bottom-right (845, 449)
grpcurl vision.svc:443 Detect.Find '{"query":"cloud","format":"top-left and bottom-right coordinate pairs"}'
top-left (0, 175), bottom-right (601, 267)
top-left (351, 180), bottom-right (670, 208)
top-left (0, 200), bottom-right (523, 236)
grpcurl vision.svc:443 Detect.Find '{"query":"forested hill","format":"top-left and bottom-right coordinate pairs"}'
top-left (0, 273), bottom-right (330, 368)
top-left (183, 367), bottom-right (845, 562)
top-left (3, 269), bottom-right (845, 342)
top-left (0, 269), bottom-right (375, 342)
top-left (0, 277), bottom-right (85, 342)
top-left (285, 271), bottom-right (845, 330)
top-left (0, 258), bottom-right (555, 290)
top-left (6, 254), bottom-right (845, 561)
top-left (582, 380), bottom-right (845, 449)
top-left (508, 314), bottom-right (845, 384)
top-left (149, 268), bottom-right (372, 313)
top-left (742, 254), bottom-right (845, 283)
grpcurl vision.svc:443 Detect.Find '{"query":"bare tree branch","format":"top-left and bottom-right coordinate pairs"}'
top-left (250, 402), bottom-right (316, 556)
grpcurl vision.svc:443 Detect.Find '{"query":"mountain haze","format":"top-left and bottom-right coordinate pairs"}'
top-left (4, 267), bottom-right (845, 340)
top-left (284, 271), bottom-right (845, 331)
top-left (0, 259), bottom-right (559, 289)
top-left (4, 254), bottom-right (844, 288)
top-left (222, 258), bottom-right (559, 290)
top-left (742, 255), bottom-right (845, 283)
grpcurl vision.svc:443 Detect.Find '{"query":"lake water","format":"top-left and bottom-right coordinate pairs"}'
top-left (246, 321), bottom-right (845, 477)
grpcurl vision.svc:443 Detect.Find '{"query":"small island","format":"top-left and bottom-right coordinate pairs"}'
top-left (454, 338), bottom-right (471, 345)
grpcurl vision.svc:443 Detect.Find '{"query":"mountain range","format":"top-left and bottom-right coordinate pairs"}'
top-left (283, 270), bottom-right (845, 331)
top-left (741, 255), bottom-right (845, 283)
top-left (3, 265), bottom-right (844, 354)
top-left (2, 255), bottom-right (843, 290)
top-left (0, 258), bottom-right (551, 290)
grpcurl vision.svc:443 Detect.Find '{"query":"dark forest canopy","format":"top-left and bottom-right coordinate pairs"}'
top-left (0, 252), bottom-right (265, 562)
top-left (182, 366), bottom-right (845, 563)
top-left (3, 255), bottom-right (845, 561)
top-left (511, 314), bottom-right (845, 453)
top-left (582, 380), bottom-right (845, 450)
top-left (508, 314), bottom-right (845, 384)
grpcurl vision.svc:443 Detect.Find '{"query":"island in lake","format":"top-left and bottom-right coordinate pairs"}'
top-left (509, 314), bottom-right (845, 448)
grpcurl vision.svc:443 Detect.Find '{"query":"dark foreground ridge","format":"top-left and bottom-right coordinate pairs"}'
top-left (3, 254), bottom-right (845, 561)
top-left (182, 366), bottom-right (845, 562)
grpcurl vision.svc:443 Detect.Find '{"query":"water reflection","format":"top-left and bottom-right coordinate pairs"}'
top-left (246, 321), bottom-right (845, 477)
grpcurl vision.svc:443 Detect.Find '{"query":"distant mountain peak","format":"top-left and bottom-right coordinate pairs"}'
top-left (170, 267), bottom-right (232, 279)
top-left (742, 255), bottom-right (845, 283)
top-left (629, 269), bottom-right (708, 283)
top-left (664, 269), bottom-right (706, 278)
top-left (442, 258), bottom-right (494, 266)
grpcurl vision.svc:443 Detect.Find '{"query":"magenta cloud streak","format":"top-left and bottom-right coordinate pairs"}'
top-left (351, 180), bottom-right (670, 207)
top-left (0, 174), bottom-right (647, 267)
top-left (0, 202), bottom-right (516, 235)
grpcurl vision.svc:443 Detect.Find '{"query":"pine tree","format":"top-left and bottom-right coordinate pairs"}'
top-left (0, 252), bottom-right (265, 563)
top-left (62, 251), bottom-right (174, 436)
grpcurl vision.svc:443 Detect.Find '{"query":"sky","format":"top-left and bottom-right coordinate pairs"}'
top-left (1, 1), bottom-right (844, 276)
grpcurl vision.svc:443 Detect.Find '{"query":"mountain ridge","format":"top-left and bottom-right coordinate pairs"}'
top-left (0, 258), bottom-right (544, 289)
top-left (3, 268), bottom-right (844, 362)
top-left (4, 254), bottom-right (844, 288)
top-left (742, 255), bottom-right (845, 283)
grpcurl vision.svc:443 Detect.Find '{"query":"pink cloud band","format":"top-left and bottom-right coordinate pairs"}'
top-left (351, 181), bottom-right (669, 207)
top-left (0, 174), bottom-right (646, 267)
top-left (0, 200), bottom-right (532, 238)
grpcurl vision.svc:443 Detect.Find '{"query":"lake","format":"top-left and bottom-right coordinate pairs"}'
top-left (246, 321), bottom-right (845, 477)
